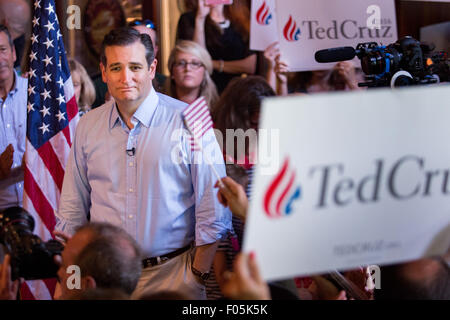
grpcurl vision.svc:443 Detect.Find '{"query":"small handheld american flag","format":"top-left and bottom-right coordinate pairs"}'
top-left (182, 97), bottom-right (224, 187)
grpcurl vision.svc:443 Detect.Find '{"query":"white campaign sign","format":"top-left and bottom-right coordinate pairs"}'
top-left (275, 0), bottom-right (398, 71)
top-left (243, 85), bottom-right (450, 281)
top-left (250, 0), bottom-right (278, 51)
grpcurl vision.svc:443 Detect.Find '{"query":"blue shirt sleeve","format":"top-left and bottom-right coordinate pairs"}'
top-left (188, 126), bottom-right (232, 246)
top-left (55, 116), bottom-right (91, 235)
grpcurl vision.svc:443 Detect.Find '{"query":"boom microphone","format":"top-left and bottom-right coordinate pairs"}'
top-left (315, 46), bottom-right (356, 63)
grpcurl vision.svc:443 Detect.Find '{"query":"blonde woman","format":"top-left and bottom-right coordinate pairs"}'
top-left (167, 40), bottom-right (218, 108)
top-left (68, 59), bottom-right (96, 116)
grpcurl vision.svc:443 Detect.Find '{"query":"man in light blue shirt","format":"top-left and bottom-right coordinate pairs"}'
top-left (56, 28), bottom-right (231, 299)
top-left (0, 25), bottom-right (27, 210)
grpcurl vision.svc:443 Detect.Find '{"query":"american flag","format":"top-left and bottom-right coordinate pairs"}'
top-left (182, 97), bottom-right (213, 152)
top-left (22, 0), bottom-right (79, 300)
top-left (182, 97), bottom-right (224, 186)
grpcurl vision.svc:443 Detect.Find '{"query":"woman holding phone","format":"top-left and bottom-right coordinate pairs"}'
top-left (176, 0), bottom-right (256, 93)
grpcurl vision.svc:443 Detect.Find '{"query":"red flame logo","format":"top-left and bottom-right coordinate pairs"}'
top-left (263, 157), bottom-right (301, 219)
top-left (283, 16), bottom-right (301, 41)
top-left (256, 1), bottom-right (272, 25)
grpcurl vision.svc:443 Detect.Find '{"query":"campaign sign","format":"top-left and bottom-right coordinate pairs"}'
top-left (275, 0), bottom-right (398, 71)
top-left (250, 0), bottom-right (278, 51)
top-left (243, 85), bottom-right (450, 281)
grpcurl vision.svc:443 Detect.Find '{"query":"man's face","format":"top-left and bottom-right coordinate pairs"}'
top-left (57, 230), bottom-right (92, 299)
top-left (101, 41), bottom-right (156, 108)
top-left (0, 31), bottom-right (15, 83)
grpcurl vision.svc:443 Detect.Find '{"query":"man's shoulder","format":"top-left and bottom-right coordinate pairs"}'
top-left (156, 92), bottom-right (188, 113)
top-left (77, 100), bottom-right (113, 130)
top-left (15, 73), bottom-right (28, 91)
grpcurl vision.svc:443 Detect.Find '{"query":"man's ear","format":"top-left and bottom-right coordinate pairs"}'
top-left (100, 62), bottom-right (107, 83)
top-left (12, 46), bottom-right (16, 64)
top-left (81, 276), bottom-right (97, 290)
top-left (149, 59), bottom-right (157, 79)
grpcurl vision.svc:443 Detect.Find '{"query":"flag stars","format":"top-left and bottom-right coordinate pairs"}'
top-left (45, 3), bottom-right (55, 15)
top-left (28, 85), bottom-right (35, 95)
top-left (32, 17), bottom-right (40, 27)
top-left (41, 88), bottom-right (51, 101)
top-left (56, 30), bottom-right (61, 40)
top-left (34, 0), bottom-right (41, 9)
top-left (31, 33), bottom-right (38, 44)
top-left (56, 110), bottom-right (66, 122)
top-left (29, 51), bottom-right (37, 62)
top-left (44, 20), bottom-right (55, 32)
top-left (57, 77), bottom-right (64, 88)
top-left (39, 122), bottom-right (50, 135)
top-left (43, 38), bottom-right (54, 49)
top-left (41, 72), bottom-right (51, 83)
top-left (43, 55), bottom-right (53, 66)
top-left (56, 94), bottom-right (65, 105)
top-left (39, 105), bottom-right (50, 117)
top-left (29, 68), bottom-right (36, 79)
top-left (27, 103), bottom-right (35, 113)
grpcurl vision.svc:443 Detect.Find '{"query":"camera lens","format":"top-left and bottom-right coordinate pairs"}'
top-left (361, 51), bottom-right (386, 75)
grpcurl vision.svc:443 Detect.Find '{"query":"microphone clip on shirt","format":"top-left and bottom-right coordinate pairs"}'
top-left (126, 147), bottom-right (136, 156)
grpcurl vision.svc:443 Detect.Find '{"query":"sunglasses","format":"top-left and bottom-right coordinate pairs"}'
top-left (129, 19), bottom-right (156, 31)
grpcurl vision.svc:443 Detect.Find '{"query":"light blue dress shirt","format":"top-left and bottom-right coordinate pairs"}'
top-left (0, 71), bottom-right (27, 210)
top-left (56, 88), bottom-right (231, 256)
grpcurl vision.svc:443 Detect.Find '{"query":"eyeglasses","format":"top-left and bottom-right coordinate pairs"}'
top-left (129, 19), bottom-right (156, 31)
top-left (173, 60), bottom-right (204, 70)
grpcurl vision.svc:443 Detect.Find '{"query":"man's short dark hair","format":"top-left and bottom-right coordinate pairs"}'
top-left (74, 223), bottom-right (142, 295)
top-left (374, 257), bottom-right (450, 300)
top-left (0, 24), bottom-right (14, 50)
top-left (100, 27), bottom-right (154, 67)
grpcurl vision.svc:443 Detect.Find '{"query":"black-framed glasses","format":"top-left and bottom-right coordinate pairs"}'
top-left (173, 60), bottom-right (204, 70)
top-left (129, 19), bottom-right (156, 31)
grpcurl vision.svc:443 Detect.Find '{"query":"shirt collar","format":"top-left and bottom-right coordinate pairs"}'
top-left (109, 87), bottom-right (159, 130)
top-left (133, 87), bottom-right (159, 128)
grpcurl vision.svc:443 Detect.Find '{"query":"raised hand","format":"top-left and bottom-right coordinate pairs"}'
top-left (222, 252), bottom-right (270, 300)
top-left (215, 176), bottom-right (248, 221)
top-left (264, 42), bottom-right (280, 69)
top-left (196, 0), bottom-right (211, 20)
top-left (274, 54), bottom-right (288, 84)
top-left (0, 144), bottom-right (14, 180)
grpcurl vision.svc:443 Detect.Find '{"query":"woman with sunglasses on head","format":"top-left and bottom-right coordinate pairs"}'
top-left (176, 0), bottom-right (256, 94)
top-left (166, 40), bottom-right (218, 108)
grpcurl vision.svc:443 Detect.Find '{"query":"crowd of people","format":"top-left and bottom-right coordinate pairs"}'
top-left (0, 0), bottom-right (449, 301)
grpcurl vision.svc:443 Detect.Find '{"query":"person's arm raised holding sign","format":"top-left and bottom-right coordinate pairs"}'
top-left (176, 0), bottom-right (256, 93)
top-left (215, 176), bottom-right (248, 221)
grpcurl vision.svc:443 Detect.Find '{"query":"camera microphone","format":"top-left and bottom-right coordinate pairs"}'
top-left (315, 46), bottom-right (356, 63)
top-left (126, 147), bottom-right (135, 156)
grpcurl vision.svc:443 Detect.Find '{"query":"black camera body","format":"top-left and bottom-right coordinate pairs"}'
top-left (0, 207), bottom-right (63, 280)
top-left (356, 37), bottom-right (447, 87)
top-left (315, 36), bottom-right (449, 88)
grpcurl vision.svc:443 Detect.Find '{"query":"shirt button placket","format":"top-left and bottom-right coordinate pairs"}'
top-left (126, 131), bottom-right (138, 237)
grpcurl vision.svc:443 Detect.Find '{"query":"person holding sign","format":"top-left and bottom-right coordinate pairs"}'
top-left (176, 0), bottom-right (256, 93)
top-left (264, 42), bottom-right (289, 96)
